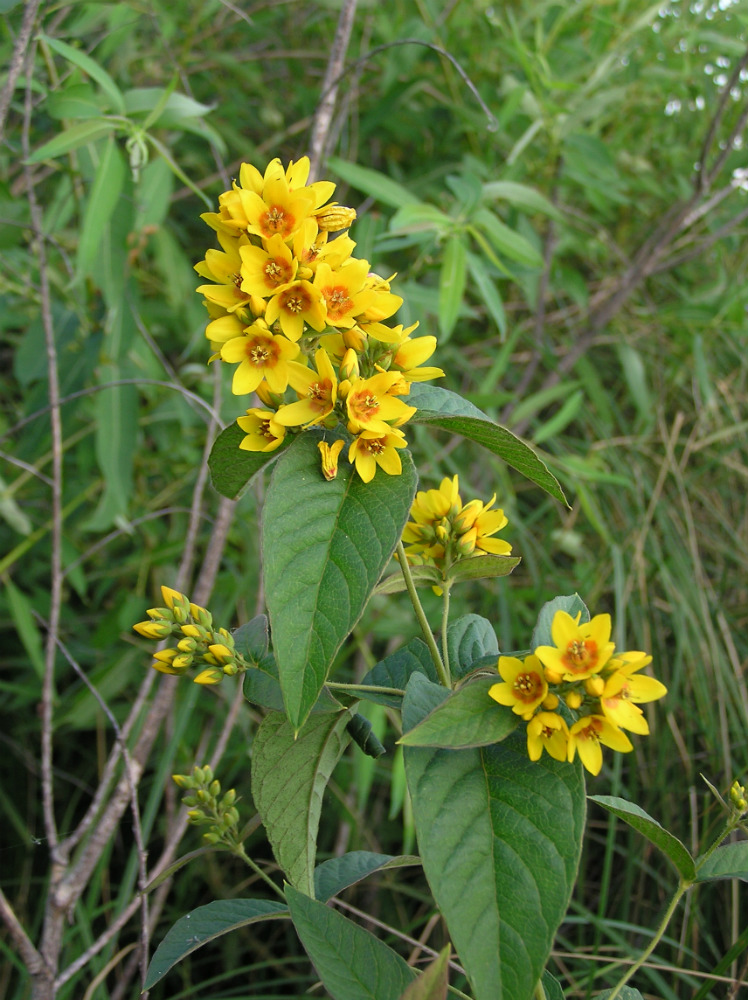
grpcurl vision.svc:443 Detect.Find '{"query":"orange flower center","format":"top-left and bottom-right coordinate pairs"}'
top-left (308, 381), bottom-right (330, 402)
top-left (578, 719), bottom-right (603, 743)
top-left (513, 671), bottom-right (544, 703)
top-left (260, 420), bottom-right (276, 440)
top-left (246, 339), bottom-right (278, 367)
top-left (350, 392), bottom-right (379, 422)
top-left (362, 437), bottom-right (386, 456)
top-left (323, 285), bottom-right (353, 319)
top-left (280, 287), bottom-right (310, 314)
top-left (261, 205), bottom-right (295, 238)
top-left (563, 639), bottom-right (598, 674)
top-left (263, 259), bottom-right (291, 287)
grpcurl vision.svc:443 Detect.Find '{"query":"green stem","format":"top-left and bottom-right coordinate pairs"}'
top-left (395, 541), bottom-right (449, 687)
top-left (234, 844), bottom-right (286, 900)
top-left (533, 980), bottom-right (547, 1000)
top-left (327, 681), bottom-right (405, 697)
top-left (440, 582), bottom-right (452, 687)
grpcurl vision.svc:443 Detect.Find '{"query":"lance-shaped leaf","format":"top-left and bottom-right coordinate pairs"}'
top-left (144, 899), bottom-right (288, 988)
top-left (694, 842), bottom-right (748, 883)
top-left (251, 709), bottom-right (354, 897)
top-left (314, 851), bottom-right (421, 902)
top-left (447, 553), bottom-right (520, 585)
top-left (404, 684), bottom-right (586, 1000)
top-left (360, 638), bottom-right (440, 708)
top-left (439, 233), bottom-right (467, 341)
top-left (589, 796), bottom-right (695, 881)
top-left (399, 945), bottom-right (451, 1000)
top-left (399, 674), bottom-right (517, 749)
top-left (262, 433), bottom-right (417, 728)
top-left (286, 884), bottom-right (416, 1000)
top-left (208, 420), bottom-right (291, 500)
top-left (443, 613), bottom-right (498, 680)
top-left (407, 384), bottom-right (567, 505)
top-left (531, 593), bottom-right (590, 650)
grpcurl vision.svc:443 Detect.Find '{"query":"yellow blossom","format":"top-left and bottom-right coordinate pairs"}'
top-left (318, 439), bottom-right (346, 480)
top-left (346, 372), bottom-right (416, 434)
top-left (527, 712), bottom-right (570, 763)
top-left (489, 654), bottom-right (548, 716)
top-left (239, 234), bottom-right (297, 297)
top-left (220, 325), bottom-right (300, 395)
top-left (274, 349), bottom-right (338, 428)
top-left (567, 715), bottom-right (633, 776)
top-left (265, 279), bottom-right (327, 342)
top-left (349, 428), bottom-right (408, 483)
top-left (313, 259), bottom-right (375, 329)
top-left (534, 610), bottom-right (615, 682)
top-left (236, 408), bottom-right (287, 452)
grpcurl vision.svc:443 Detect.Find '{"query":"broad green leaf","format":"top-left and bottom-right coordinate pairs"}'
top-left (243, 658), bottom-right (341, 713)
top-left (399, 945), bottom-right (450, 1000)
top-left (27, 120), bottom-right (115, 162)
top-left (466, 250), bottom-right (507, 337)
top-left (314, 851), bottom-right (421, 902)
top-left (76, 135), bottom-right (126, 282)
top-left (542, 970), bottom-right (565, 1000)
top-left (473, 208), bottom-right (544, 268)
top-left (262, 433), bottom-right (417, 729)
top-left (40, 35), bottom-right (126, 113)
top-left (208, 420), bottom-right (290, 500)
top-left (360, 638), bottom-right (440, 708)
top-left (531, 594), bottom-right (590, 650)
top-left (404, 682), bottom-right (586, 1000)
top-left (286, 884), bottom-right (416, 1000)
top-left (482, 181), bottom-right (564, 222)
top-left (251, 709), bottom-right (354, 896)
top-left (408, 385), bottom-right (567, 506)
top-left (375, 563), bottom-right (442, 595)
top-left (327, 156), bottom-right (420, 209)
top-left (443, 614), bottom-right (498, 680)
top-left (232, 614), bottom-right (269, 663)
top-left (447, 554), bottom-right (520, 585)
top-left (438, 234), bottom-right (467, 341)
top-left (694, 842), bottom-right (748, 883)
top-left (144, 899), bottom-right (288, 988)
top-left (399, 676), bottom-right (518, 749)
top-left (590, 796), bottom-right (695, 881)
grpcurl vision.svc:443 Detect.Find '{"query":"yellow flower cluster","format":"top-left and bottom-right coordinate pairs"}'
top-left (401, 474), bottom-right (512, 593)
top-left (488, 610), bottom-right (667, 776)
top-left (133, 585), bottom-right (246, 685)
top-left (195, 156), bottom-right (444, 483)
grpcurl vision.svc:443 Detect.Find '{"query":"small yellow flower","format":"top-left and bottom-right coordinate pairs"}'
top-left (313, 259), bottom-right (374, 329)
top-left (346, 372), bottom-right (416, 434)
top-left (236, 408), bottom-right (287, 452)
top-left (220, 324), bottom-right (300, 395)
top-left (534, 610), bottom-right (615, 681)
top-left (264, 279), bottom-right (327, 342)
top-left (318, 439), bottom-right (345, 480)
top-left (489, 655), bottom-right (548, 716)
top-left (567, 715), bottom-right (633, 776)
top-left (274, 349), bottom-right (338, 428)
top-left (240, 233), bottom-right (297, 297)
top-left (527, 712), bottom-right (570, 763)
top-left (348, 428), bottom-right (408, 483)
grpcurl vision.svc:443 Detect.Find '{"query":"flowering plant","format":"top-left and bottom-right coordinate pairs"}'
top-left (134, 158), bottom-right (745, 1000)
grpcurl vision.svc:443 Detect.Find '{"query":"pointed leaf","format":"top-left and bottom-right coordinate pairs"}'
top-left (474, 208), bottom-right (544, 268)
top-left (407, 385), bottom-right (567, 505)
top-left (262, 433), bottom-right (417, 728)
top-left (466, 250), bottom-right (507, 337)
top-left (251, 709), bottom-right (354, 896)
top-left (314, 852), bottom-right (421, 902)
top-left (694, 842), bottom-right (748, 883)
top-left (542, 970), bottom-right (565, 1000)
top-left (232, 614), bottom-right (269, 663)
top-left (531, 594), bottom-right (590, 651)
top-left (144, 899), bottom-right (288, 988)
top-left (76, 135), bottom-right (126, 281)
top-left (482, 181), bottom-right (564, 222)
top-left (589, 796), bottom-right (695, 881)
top-left (448, 554), bottom-right (520, 585)
top-left (361, 638), bottom-right (440, 708)
top-left (399, 945), bottom-right (450, 1000)
top-left (404, 682), bottom-right (586, 1000)
top-left (286, 884), bottom-right (416, 1000)
top-left (208, 420), bottom-right (290, 500)
top-left (39, 34), bottom-right (125, 113)
top-left (400, 676), bottom-right (517, 749)
top-left (443, 614), bottom-right (498, 680)
top-left (438, 234), bottom-right (467, 341)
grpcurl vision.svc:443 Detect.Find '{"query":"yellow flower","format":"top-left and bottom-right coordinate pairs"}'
top-left (567, 715), bottom-right (633, 776)
top-left (358, 272), bottom-right (403, 322)
top-left (453, 495), bottom-right (511, 556)
top-left (316, 203), bottom-right (357, 232)
top-left (392, 334), bottom-right (445, 382)
top-left (195, 233), bottom-right (253, 316)
top-left (239, 171), bottom-right (316, 242)
top-left (489, 654), bottom-right (548, 716)
top-left (318, 439), bottom-right (345, 480)
top-left (220, 324), bottom-right (300, 395)
top-left (265, 279), bottom-right (327, 342)
top-left (346, 372), bottom-right (416, 434)
top-left (236, 408), bottom-right (287, 452)
top-left (349, 428), bottom-right (408, 483)
top-left (534, 611), bottom-right (615, 682)
top-left (313, 259), bottom-right (374, 329)
top-left (526, 712), bottom-right (570, 763)
top-left (274, 349), bottom-right (338, 428)
top-left (240, 234), bottom-right (297, 297)
top-left (293, 221), bottom-right (356, 273)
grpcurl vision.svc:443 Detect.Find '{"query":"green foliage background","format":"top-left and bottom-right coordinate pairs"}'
top-left (1, 0), bottom-right (747, 997)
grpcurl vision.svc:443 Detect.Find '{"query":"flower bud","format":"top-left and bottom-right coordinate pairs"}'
top-left (542, 693), bottom-right (560, 711)
top-left (544, 666), bottom-right (564, 685)
top-left (565, 691), bottom-right (583, 710)
top-left (585, 676), bottom-right (605, 697)
top-left (194, 667), bottom-right (223, 685)
top-left (339, 348), bottom-right (360, 381)
top-left (316, 204), bottom-right (357, 232)
top-left (133, 620), bottom-right (173, 639)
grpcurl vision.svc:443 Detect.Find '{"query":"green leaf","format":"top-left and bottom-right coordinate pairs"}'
top-left (531, 594), bottom-right (590, 650)
top-left (208, 420), bottom-right (290, 500)
top-left (399, 945), bottom-right (450, 1000)
top-left (438, 234), bottom-right (467, 341)
top-left (404, 682), bottom-right (586, 1000)
top-left (694, 842), bottom-right (748, 883)
top-left (466, 250), bottom-right (507, 338)
top-left (589, 796), bottom-right (695, 881)
top-left (361, 638), bottom-right (440, 708)
top-left (400, 675), bottom-right (518, 749)
top-left (443, 614), bottom-right (498, 680)
top-left (144, 899), bottom-right (288, 988)
top-left (447, 554), bottom-right (520, 585)
top-left (5, 579), bottom-right (44, 678)
top-left (542, 970), bottom-right (565, 1000)
top-left (390, 202), bottom-right (451, 234)
top-left (375, 563), bottom-right (442, 595)
top-left (123, 87), bottom-right (215, 120)
top-left (26, 119), bottom-right (115, 162)
top-left (251, 709), bottom-right (354, 896)
top-left (592, 989), bottom-right (644, 1000)
top-left (262, 432), bottom-right (417, 729)
top-left (46, 83), bottom-right (104, 120)
top-left (243, 665), bottom-right (285, 711)
top-left (482, 181), bottom-right (564, 222)
top-left (314, 851), bottom-right (421, 902)
top-left (473, 208), bottom-right (544, 268)
top-left (327, 157), bottom-right (420, 209)
top-left (232, 614), bottom-right (269, 663)
top-left (76, 135), bottom-right (126, 282)
top-left (39, 35), bottom-right (126, 113)
top-left (84, 378), bottom-right (138, 531)
top-left (286, 885), bottom-right (416, 1000)
top-left (408, 385), bottom-right (567, 506)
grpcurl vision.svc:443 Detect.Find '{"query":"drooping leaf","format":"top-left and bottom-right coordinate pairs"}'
top-left (589, 796), bottom-right (695, 881)
top-left (286, 884), bottom-right (416, 1000)
top-left (399, 945), bottom-right (451, 1000)
top-left (482, 180), bottom-right (564, 222)
top-left (251, 709), bottom-right (354, 896)
top-left (262, 433), bottom-right (417, 729)
top-left (530, 594), bottom-right (590, 651)
top-left (399, 676), bottom-right (518, 749)
top-left (443, 613), bottom-right (498, 680)
top-left (404, 682), bottom-right (586, 1000)
top-left (438, 234), bottom-right (467, 341)
top-left (144, 899), bottom-right (288, 988)
top-left (314, 851), bottom-right (421, 902)
top-left (208, 420), bottom-right (291, 500)
top-left (407, 385), bottom-right (567, 505)
top-left (360, 638), bottom-right (440, 708)
top-left (694, 842), bottom-right (748, 883)
top-left (39, 34), bottom-right (126, 113)
top-left (466, 250), bottom-right (507, 337)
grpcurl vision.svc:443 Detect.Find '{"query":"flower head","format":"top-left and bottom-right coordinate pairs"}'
top-left (348, 428), bottom-right (407, 483)
top-left (567, 715), bottom-right (633, 776)
top-left (236, 408), bottom-right (287, 452)
top-left (526, 712), bottom-right (570, 763)
top-left (220, 324), bottom-right (300, 395)
top-left (534, 611), bottom-right (615, 682)
top-left (489, 655), bottom-right (548, 716)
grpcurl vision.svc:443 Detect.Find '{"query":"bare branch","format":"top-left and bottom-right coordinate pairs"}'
top-left (0, 0), bottom-right (42, 142)
top-left (308, 0), bottom-right (358, 182)
top-left (0, 888), bottom-right (45, 976)
top-left (695, 45), bottom-right (748, 191)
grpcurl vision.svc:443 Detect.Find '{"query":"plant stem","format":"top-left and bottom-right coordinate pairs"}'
top-left (327, 681), bottom-right (405, 696)
top-left (440, 582), bottom-right (452, 687)
top-left (534, 980), bottom-right (547, 1000)
top-left (234, 844), bottom-right (286, 900)
top-left (395, 541), bottom-right (449, 687)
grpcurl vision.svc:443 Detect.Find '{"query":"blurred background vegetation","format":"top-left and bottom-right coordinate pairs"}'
top-left (1, 0), bottom-right (747, 997)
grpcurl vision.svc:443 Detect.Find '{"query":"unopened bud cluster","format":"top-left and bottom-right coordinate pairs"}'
top-left (730, 779), bottom-right (747, 816)
top-left (133, 585), bottom-right (248, 684)
top-left (173, 765), bottom-right (241, 847)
